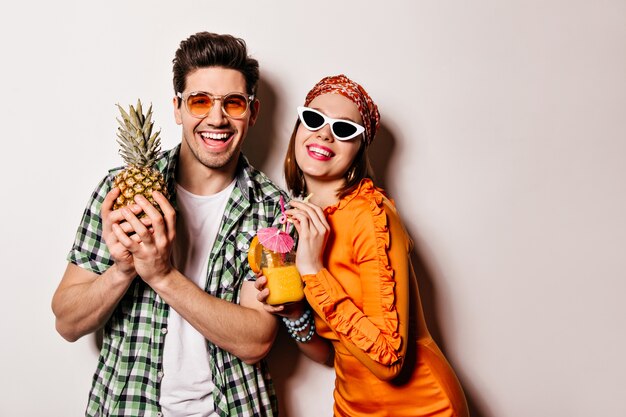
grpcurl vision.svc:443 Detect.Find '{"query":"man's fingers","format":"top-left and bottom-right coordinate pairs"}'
top-left (154, 191), bottom-right (175, 217)
top-left (112, 223), bottom-right (137, 249)
top-left (105, 205), bottom-right (143, 226)
top-left (120, 207), bottom-right (152, 243)
top-left (118, 217), bottom-right (152, 235)
top-left (153, 191), bottom-right (176, 242)
top-left (102, 188), bottom-right (120, 216)
top-left (132, 195), bottom-right (167, 244)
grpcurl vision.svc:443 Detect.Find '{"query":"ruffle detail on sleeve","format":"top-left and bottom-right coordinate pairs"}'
top-left (303, 179), bottom-right (402, 366)
top-left (360, 180), bottom-right (402, 356)
top-left (304, 269), bottom-right (400, 365)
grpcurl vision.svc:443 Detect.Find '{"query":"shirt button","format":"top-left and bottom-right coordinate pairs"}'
top-left (156, 412), bottom-right (163, 417)
top-left (157, 371), bottom-right (164, 381)
top-left (161, 327), bottom-right (168, 335)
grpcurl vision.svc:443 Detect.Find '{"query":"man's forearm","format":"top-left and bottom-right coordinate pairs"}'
top-left (52, 263), bottom-right (135, 342)
top-left (150, 270), bottom-right (278, 364)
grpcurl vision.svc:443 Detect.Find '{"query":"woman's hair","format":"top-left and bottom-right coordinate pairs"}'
top-left (172, 32), bottom-right (259, 99)
top-left (284, 75), bottom-right (379, 199)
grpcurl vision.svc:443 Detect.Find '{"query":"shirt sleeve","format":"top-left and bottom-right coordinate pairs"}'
top-left (66, 175), bottom-right (115, 274)
top-left (303, 193), bottom-right (412, 381)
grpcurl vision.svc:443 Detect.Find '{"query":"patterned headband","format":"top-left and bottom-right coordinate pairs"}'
top-left (304, 74), bottom-right (380, 146)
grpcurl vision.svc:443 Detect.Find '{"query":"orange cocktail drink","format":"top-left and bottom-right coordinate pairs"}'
top-left (261, 250), bottom-right (304, 305)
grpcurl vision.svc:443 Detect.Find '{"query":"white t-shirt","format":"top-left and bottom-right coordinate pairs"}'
top-left (159, 180), bottom-right (236, 417)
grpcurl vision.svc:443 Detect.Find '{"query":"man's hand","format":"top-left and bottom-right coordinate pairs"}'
top-left (101, 188), bottom-right (146, 277)
top-left (52, 187), bottom-right (156, 342)
top-left (113, 191), bottom-right (176, 286)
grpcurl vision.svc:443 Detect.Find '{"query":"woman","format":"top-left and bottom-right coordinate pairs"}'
top-left (255, 74), bottom-right (469, 417)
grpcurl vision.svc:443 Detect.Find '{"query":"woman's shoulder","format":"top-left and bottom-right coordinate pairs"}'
top-left (329, 179), bottom-right (394, 215)
top-left (337, 179), bottom-right (412, 246)
top-left (330, 180), bottom-right (405, 238)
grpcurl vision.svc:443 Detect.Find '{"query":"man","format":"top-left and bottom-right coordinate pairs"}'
top-left (52, 32), bottom-right (283, 416)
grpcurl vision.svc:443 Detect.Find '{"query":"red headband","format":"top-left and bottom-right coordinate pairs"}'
top-left (304, 74), bottom-right (380, 146)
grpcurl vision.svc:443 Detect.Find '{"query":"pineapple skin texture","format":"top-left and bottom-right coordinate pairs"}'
top-left (113, 166), bottom-right (168, 213)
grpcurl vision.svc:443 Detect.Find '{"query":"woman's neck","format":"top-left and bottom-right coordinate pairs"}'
top-left (304, 177), bottom-right (344, 208)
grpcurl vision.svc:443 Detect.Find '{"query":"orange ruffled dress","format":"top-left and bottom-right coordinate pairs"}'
top-left (302, 179), bottom-right (469, 417)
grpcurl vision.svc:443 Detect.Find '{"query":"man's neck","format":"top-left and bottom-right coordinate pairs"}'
top-left (176, 148), bottom-right (239, 196)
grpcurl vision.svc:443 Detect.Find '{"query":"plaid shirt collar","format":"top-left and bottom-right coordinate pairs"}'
top-left (161, 144), bottom-right (264, 207)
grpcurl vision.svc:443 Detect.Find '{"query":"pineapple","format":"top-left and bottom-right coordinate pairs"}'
top-left (113, 99), bottom-right (168, 214)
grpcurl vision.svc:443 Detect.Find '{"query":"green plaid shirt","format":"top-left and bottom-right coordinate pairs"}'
top-left (68, 145), bottom-right (285, 416)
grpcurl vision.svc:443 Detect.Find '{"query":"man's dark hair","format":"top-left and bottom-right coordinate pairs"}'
top-left (172, 32), bottom-right (259, 99)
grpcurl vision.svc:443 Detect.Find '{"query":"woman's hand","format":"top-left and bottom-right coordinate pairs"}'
top-left (254, 258), bottom-right (333, 365)
top-left (286, 200), bottom-right (330, 276)
top-left (254, 275), bottom-right (308, 319)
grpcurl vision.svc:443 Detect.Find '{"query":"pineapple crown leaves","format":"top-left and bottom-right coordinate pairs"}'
top-left (115, 99), bottom-right (162, 167)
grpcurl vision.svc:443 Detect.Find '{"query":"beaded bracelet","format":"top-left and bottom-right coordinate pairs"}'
top-left (288, 320), bottom-right (315, 343)
top-left (282, 308), bottom-right (315, 343)
top-left (282, 309), bottom-right (311, 332)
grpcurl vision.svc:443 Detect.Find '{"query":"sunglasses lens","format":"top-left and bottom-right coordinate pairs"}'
top-left (302, 110), bottom-right (325, 129)
top-left (187, 93), bottom-right (213, 116)
top-left (223, 94), bottom-right (248, 117)
top-left (332, 121), bottom-right (358, 139)
top-left (185, 93), bottom-right (249, 118)
top-left (298, 107), bottom-right (363, 140)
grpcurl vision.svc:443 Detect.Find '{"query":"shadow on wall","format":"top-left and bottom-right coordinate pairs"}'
top-left (243, 77), bottom-right (280, 171)
top-left (409, 245), bottom-right (491, 417)
top-left (367, 123), bottom-right (394, 192)
top-left (374, 122), bottom-right (490, 417)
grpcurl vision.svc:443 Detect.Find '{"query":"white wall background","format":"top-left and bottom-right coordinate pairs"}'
top-left (1, 1), bottom-right (624, 416)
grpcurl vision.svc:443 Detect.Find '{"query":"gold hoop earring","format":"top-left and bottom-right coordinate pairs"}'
top-left (347, 166), bottom-right (356, 183)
